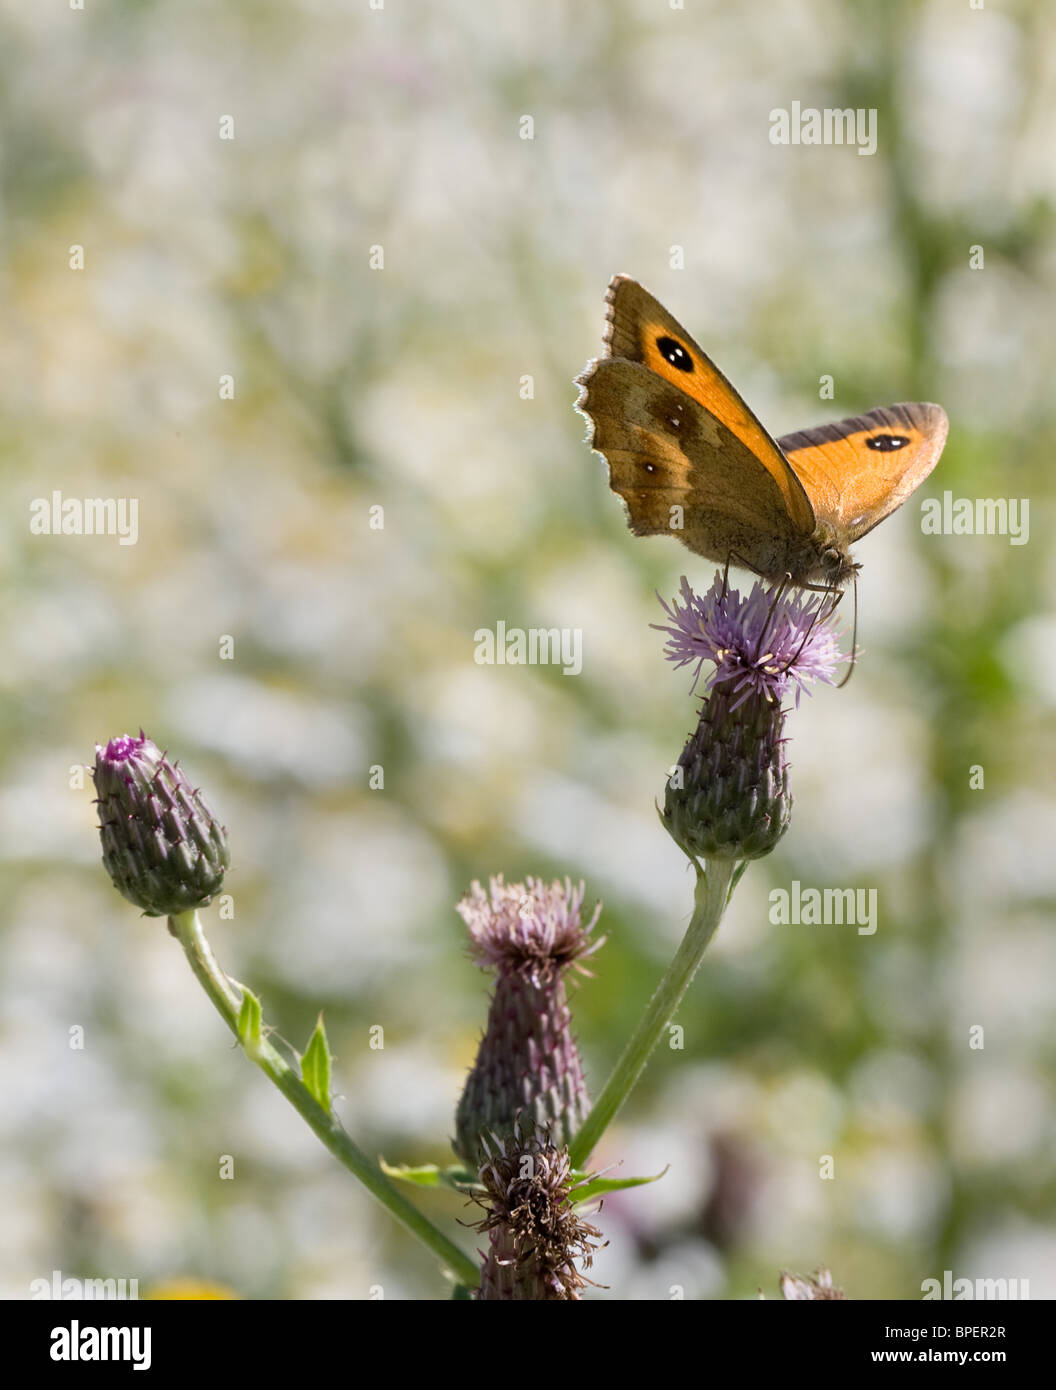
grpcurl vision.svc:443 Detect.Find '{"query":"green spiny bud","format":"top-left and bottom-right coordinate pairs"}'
top-left (662, 682), bottom-right (792, 862)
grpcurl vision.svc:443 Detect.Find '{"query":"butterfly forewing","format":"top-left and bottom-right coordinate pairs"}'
top-left (600, 276), bottom-right (816, 536)
top-left (579, 357), bottom-right (817, 579)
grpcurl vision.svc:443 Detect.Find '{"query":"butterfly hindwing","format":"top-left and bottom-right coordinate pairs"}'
top-left (778, 402), bottom-right (949, 542)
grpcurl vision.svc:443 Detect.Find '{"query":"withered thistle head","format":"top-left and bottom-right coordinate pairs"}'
top-left (779, 1267), bottom-right (845, 1300)
top-left (472, 1125), bottom-right (605, 1300)
top-left (453, 876), bottom-right (601, 1166)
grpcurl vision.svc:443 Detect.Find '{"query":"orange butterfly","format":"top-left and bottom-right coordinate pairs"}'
top-left (576, 276), bottom-right (948, 590)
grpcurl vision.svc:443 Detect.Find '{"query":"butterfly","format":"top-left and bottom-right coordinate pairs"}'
top-left (576, 276), bottom-right (948, 590)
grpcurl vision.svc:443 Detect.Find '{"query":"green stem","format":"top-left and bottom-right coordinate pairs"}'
top-left (568, 858), bottom-right (737, 1169)
top-left (169, 909), bottom-right (479, 1289)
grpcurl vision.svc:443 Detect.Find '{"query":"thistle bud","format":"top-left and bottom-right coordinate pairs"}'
top-left (663, 682), bottom-right (792, 860)
top-left (93, 733), bottom-right (229, 917)
top-left (655, 575), bottom-right (845, 863)
top-left (453, 876), bottom-right (601, 1167)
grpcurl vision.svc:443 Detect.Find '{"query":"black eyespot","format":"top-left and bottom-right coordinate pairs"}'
top-left (656, 336), bottom-right (693, 372)
top-left (866, 433), bottom-right (911, 451)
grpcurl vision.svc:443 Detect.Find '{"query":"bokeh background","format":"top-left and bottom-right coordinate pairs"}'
top-left (2, 0), bottom-right (1054, 1300)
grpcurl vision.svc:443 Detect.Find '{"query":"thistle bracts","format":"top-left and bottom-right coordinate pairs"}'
top-left (93, 733), bottom-right (229, 916)
top-left (663, 682), bottom-right (791, 860)
top-left (453, 876), bottom-right (601, 1166)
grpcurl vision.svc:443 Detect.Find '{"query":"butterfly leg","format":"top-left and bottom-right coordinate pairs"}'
top-left (753, 574), bottom-right (794, 664)
top-left (720, 554), bottom-right (735, 602)
top-left (774, 582), bottom-right (848, 681)
top-left (784, 585), bottom-right (840, 669)
top-left (721, 550), bottom-right (768, 602)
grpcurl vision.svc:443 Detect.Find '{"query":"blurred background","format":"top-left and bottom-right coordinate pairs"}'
top-left (1, 0), bottom-right (1054, 1300)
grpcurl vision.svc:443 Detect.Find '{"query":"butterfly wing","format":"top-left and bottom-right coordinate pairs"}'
top-left (596, 276), bottom-right (816, 533)
top-left (778, 402), bottom-right (949, 542)
top-left (577, 276), bottom-right (816, 572)
top-left (576, 357), bottom-right (817, 575)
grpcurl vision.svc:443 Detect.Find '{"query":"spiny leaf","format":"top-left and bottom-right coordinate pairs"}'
top-left (380, 1160), bottom-right (480, 1190)
top-left (569, 1166), bottom-right (669, 1205)
top-left (301, 1013), bottom-right (332, 1113)
top-left (236, 988), bottom-right (262, 1051)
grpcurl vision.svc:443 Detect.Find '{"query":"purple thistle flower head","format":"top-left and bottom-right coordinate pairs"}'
top-left (103, 733), bottom-right (146, 763)
top-left (457, 875), bottom-right (604, 987)
top-left (654, 572), bottom-right (846, 708)
top-left (454, 876), bottom-right (601, 1165)
top-left (656, 574), bottom-right (848, 863)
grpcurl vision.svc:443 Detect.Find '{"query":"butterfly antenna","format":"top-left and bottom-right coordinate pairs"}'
top-left (835, 571), bottom-right (859, 689)
top-left (720, 553), bottom-right (734, 603)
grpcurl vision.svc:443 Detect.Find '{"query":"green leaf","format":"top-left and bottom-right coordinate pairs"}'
top-left (380, 1161), bottom-right (443, 1187)
top-left (301, 1013), bottom-right (332, 1113)
top-left (569, 1165), bottom-right (669, 1205)
top-left (380, 1160), bottom-right (481, 1191)
top-left (236, 987), bottom-right (262, 1051)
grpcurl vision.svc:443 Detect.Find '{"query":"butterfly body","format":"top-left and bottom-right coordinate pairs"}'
top-left (576, 276), bottom-right (948, 588)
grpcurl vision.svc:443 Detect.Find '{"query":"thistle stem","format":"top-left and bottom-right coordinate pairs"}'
top-left (169, 909), bottom-right (479, 1290)
top-left (568, 859), bottom-right (737, 1169)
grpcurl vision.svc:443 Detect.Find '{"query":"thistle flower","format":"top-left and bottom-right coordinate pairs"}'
top-left (655, 573), bottom-right (844, 707)
top-left (656, 573), bottom-right (845, 862)
top-left (472, 1125), bottom-right (605, 1300)
top-left (453, 876), bottom-right (602, 1166)
top-left (93, 733), bottom-right (229, 917)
